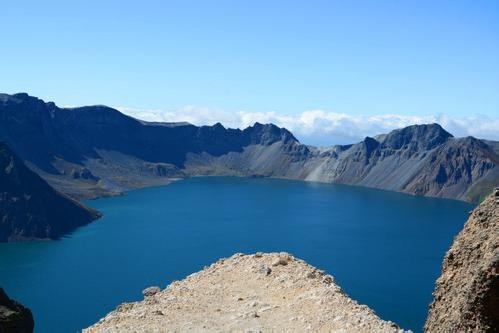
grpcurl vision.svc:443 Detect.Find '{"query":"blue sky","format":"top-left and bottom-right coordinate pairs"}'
top-left (1, 1), bottom-right (498, 143)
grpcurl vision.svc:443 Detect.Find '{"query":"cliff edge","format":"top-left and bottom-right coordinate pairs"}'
top-left (425, 189), bottom-right (499, 332)
top-left (85, 253), bottom-right (404, 332)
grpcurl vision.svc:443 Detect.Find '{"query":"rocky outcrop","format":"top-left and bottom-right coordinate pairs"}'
top-left (0, 288), bottom-right (34, 333)
top-left (425, 189), bottom-right (499, 332)
top-left (402, 137), bottom-right (499, 201)
top-left (0, 93), bottom-right (498, 203)
top-left (0, 142), bottom-right (101, 241)
top-left (84, 253), bottom-right (404, 332)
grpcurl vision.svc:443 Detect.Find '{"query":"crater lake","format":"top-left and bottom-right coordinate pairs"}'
top-left (0, 177), bottom-right (472, 332)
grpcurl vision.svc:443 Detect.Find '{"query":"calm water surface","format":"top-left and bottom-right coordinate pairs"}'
top-left (0, 177), bottom-right (472, 332)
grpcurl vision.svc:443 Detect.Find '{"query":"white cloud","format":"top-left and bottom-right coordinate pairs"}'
top-left (115, 106), bottom-right (499, 146)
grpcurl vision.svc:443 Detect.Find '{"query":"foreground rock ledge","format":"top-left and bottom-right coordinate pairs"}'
top-left (425, 189), bottom-right (499, 332)
top-left (85, 253), bottom-right (404, 332)
top-left (0, 288), bottom-right (34, 333)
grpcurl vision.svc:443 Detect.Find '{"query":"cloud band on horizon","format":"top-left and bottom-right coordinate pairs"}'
top-left (115, 106), bottom-right (499, 146)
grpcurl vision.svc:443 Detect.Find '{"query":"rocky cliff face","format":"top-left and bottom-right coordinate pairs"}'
top-left (0, 288), bottom-right (34, 333)
top-left (317, 127), bottom-right (498, 202)
top-left (0, 93), bottom-right (301, 200)
top-left (190, 123), bottom-right (498, 202)
top-left (0, 142), bottom-right (101, 241)
top-left (84, 253), bottom-right (405, 332)
top-left (425, 189), bottom-right (499, 332)
top-left (0, 93), bottom-right (497, 203)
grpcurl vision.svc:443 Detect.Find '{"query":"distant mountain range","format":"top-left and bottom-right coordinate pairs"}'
top-left (0, 92), bottom-right (498, 240)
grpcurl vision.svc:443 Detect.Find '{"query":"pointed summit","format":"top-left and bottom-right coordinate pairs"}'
top-left (382, 123), bottom-right (453, 150)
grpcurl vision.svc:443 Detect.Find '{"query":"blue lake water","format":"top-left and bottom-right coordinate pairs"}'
top-left (0, 177), bottom-right (472, 332)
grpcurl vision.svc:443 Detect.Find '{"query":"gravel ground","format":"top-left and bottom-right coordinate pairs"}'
top-left (85, 252), bottom-right (405, 332)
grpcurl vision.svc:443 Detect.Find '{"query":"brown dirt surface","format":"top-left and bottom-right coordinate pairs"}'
top-left (85, 252), bottom-right (405, 332)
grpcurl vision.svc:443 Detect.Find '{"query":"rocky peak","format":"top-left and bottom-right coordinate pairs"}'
top-left (245, 122), bottom-right (298, 145)
top-left (0, 93), bottom-right (46, 110)
top-left (381, 123), bottom-right (453, 151)
top-left (362, 136), bottom-right (380, 157)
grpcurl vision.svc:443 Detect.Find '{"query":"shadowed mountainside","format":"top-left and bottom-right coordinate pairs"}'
top-left (0, 141), bottom-right (101, 241)
top-left (0, 92), bottom-right (498, 203)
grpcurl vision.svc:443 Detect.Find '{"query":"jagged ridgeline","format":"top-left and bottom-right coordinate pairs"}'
top-left (1, 93), bottom-right (497, 204)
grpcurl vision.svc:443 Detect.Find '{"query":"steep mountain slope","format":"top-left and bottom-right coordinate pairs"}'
top-left (191, 123), bottom-right (498, 202)
top-left (0, 93), bottom-right (497, 203)
top-left (403, 137), bottom-right (499, 201)
top-left (299, 126), bottom-right (498, 202)
top-left (85, 253), bottom-right (404, 332)
top-left (0, 93), bottom-right (301, 199)
top-left (425, 189), bottom-right (498, 332)
top-left (0, 142), bottom-right (100, 241)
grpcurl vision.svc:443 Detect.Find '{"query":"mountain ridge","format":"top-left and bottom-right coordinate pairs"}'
top-left (0, 92), bottom-right (497, 205)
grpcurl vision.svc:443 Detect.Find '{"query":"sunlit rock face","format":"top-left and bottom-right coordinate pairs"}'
top-left (425, 189), bottom-right (499, 332)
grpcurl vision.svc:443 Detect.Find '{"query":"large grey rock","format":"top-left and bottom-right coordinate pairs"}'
top-left (142, 286), bottom-right (161, 298)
